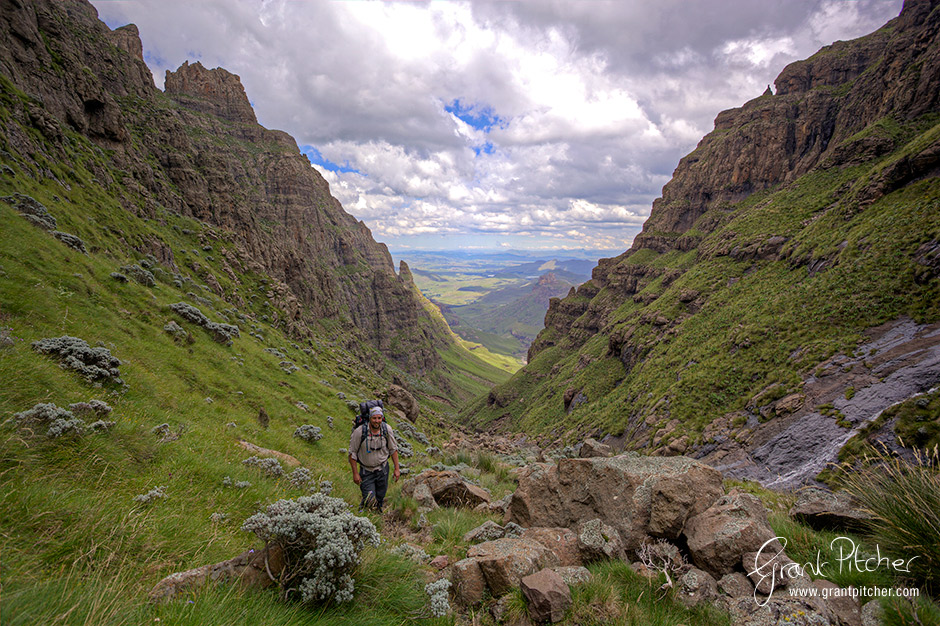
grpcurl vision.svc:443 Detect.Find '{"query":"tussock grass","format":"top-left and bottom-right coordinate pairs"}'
top-left (839, 445), bottom-right (940, 595)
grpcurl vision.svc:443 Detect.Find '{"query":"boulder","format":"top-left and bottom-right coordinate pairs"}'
top-left (463, 520), bottom-right (506, 544)
top-left (506, 455), bottom-right (723, 551)
top-left (521, 568), bottom-right (571, 623)
top-left (579, 438), bottom-right (613, 458)
top-left (725, 595), bottom-right (837, 626)
top-left (717, 572), bottom-right (755, 598)
top-left (684, 490), bottom-right (782, 577)
top-left (813, 580), bottom-right (863, 626)
top-left (521, 527), bottom-right (582, 566)
top-left (430, 555), bottom-right (449, 570)
top-left (743, 549), bottom-right (796, 595)
top-left (451, 558), bottom-right (487, 605)
top-left (149, 544), bottom-right (283, 602)
top-left (860, 599), bottom-right (883, 626)
top-left (475, 493), bottom-right (512, 516)
top-left (676, 567), bottom-right (720, 609)
top-left (385, 384), bottom-right (419, 422)
top-left (576, 518), bottom-right (625, 562)
top-left (468, 536), bottom-right (558, 596)
top-left (404, 469), bottom-right (491, 508)
top-left (551, 566), bottom-right (593, 586)
top-left (789, 487), bottom-right (872, 532)
top-left (412, 482), bottom-right (438, 511)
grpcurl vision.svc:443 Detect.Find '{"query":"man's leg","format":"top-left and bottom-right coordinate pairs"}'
top-left (359, 467), bottom-right (379, 511)
top-left (373, 463), bottom-right (389, 512)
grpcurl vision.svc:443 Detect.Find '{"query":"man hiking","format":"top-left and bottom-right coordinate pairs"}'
top-left (348, 405), bottom-right (400, 512)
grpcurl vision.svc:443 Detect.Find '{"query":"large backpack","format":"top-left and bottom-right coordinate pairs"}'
top-left (354, 399), bottom-right (384, 430)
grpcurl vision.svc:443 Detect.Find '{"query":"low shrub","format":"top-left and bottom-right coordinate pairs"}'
top-left (241, 494), bottom-right (381, 604)
top-left (119, 264), bottom-right (155, 287)
top-left (242, 455), bottom-right (284, 477)
top-left (294, 424), bottom-right (323, 443)
top-left (13, 401), bottom-right (115, 439)
top-left (32, 336), bottom-right (123, 385)
top-left (133, 486), bottom-right (167, 504)
top-left (169, 302), bottom-right (239, 345)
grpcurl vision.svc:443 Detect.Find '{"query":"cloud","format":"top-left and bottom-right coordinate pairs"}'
top-left (91, 0), bottom-right (903, 251)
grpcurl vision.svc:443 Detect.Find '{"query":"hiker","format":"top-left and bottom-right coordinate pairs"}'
top-left (348, 405), bottom-right (400, 512)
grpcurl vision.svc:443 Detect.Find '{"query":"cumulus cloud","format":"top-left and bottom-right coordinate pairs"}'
top-left (91, 0), bottom-right (902, 251)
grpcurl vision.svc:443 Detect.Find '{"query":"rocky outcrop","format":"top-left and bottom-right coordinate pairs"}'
top-left (505, 454), bottom-right (724, 551)
top-left (164, 61), bottom-right (257, 124)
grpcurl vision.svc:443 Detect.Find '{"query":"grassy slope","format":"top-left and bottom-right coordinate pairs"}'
top-left (463, 113), bottom-right (940, 445)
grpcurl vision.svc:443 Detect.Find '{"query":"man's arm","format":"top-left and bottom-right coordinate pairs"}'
top-left (349, 454), bottom-right (361, 485)
top-left (349, 429), bottom-right (362, 485)
top-left (390, 450), bottom-right (400, 482)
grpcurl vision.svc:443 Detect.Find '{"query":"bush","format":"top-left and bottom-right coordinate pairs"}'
top-left (294, 424), bottom-right (323, 443)
top-left (169, 302), bottom-right (239, 345)
top-left (13, 401), bottom-right (114, 439)
top-left (51, 231), bottom-right (87, 254)
top-left (287, 467), bottom-right (312, 488)
top-left (133, 486), bottom-right (167, 504)
top-left (241, 494), bottom-right (381, 604)
top-left (242, 455), bottom-right (284, 477)
top-left (4, 193), bottom-right (57, 229)
top-left (425, 578), bottom-right (451, 617)
top-left (32, 336), bottom-right (123, 385)
top-left (841, 446), bottom-right (940, 595)
top-left (118, 264), bottom-right (155, 287)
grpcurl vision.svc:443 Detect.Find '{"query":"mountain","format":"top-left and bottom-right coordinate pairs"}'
top-left (0, 0), bottom-right (508, 405)
top-left (464, 0), bottom-right (940, 485)
top-left (444, 272), bottom-right (579, 361)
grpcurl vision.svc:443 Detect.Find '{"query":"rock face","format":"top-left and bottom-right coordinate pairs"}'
top-left (0, 0), bottom-right (455, 388)
top-left (505, 454), bottom-right (724, 551)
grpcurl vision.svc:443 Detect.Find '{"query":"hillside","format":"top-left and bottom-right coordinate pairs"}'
top-left (443, 272), bottom-right (579, 361)
top-left (0, 0), bottom-right (507, 410)
top-left (464, 0), bottom-right (940, 483)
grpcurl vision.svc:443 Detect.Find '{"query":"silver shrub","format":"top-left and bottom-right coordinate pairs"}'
top-left (242, 455), bottom-right (285, 477)
top-left (425, 578), bottom-right (452, 617)
top-left (32, 336), bottom-right (123, 385)
top-left (241, 494), bottom-right (380, 604)
top-left (288, 467), bottom-right (312, 488)
top-left (133, 486), bottom-right (167, 504)
top-left (293, 424), bottom-right (323, 443)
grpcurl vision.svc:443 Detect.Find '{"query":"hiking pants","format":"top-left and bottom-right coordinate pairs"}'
top-left (359, 463), bottom-right (389, 511)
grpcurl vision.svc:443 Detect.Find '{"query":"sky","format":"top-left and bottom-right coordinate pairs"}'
top-left (90, 0), bottom-right (903, 253)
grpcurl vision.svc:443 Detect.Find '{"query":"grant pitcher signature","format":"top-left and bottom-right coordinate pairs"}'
top-left (747, 537), bottom-right (918, 606)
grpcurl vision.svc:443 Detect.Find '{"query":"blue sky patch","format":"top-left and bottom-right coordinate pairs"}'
top-left (302, 145), bottom-right (363, 175)
top-left (445, 99), bottom-right (506, 133)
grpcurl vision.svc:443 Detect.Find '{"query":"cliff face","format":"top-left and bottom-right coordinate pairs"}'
top-left (466, 0), bottom-right (940, 476)
top-left (0, 0), bottom-right (447, 378)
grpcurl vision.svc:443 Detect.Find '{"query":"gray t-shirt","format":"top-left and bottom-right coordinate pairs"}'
top-left (349, 424), bottom-right (398, 471)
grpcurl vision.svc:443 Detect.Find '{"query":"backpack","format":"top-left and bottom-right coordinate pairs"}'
top-left (354, 399), bottom-right (384, 430)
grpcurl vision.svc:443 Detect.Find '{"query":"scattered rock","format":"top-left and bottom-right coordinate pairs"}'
top-left (467, 536), bottom-right (558, 597)
top-left (717, 572), bottom-right (755, 598)
top-left (237, 440), bottom-right (300, 467)
top-left (789, 487), bottom-right (872, 532)
top-left (676, 567), bottom-right (720, 609)
top-left (813, 580), bottom-right (863, 626)
top-left (451, 558), bottom-right (487, 605)
top-left (579, 438), bottom-right (613, 458)
top-left (521, 568), bottom-right (571, 623)
top-left (551, 566), bottom-right (592, 586)
top-left (430, 555), bottom-right (449, 570)
top-left (521, 527), bottom-right (582, 567)
top-left (684, 490), bottom-right (782, 577)
top-left (149, 545), bottom-right (283, 602)
top-left (463, 520), bottom-right (506, 544)
top-left (506, 455), bottom-right (723, 551)
top-left (403, 469), bottom-right (491, 508)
